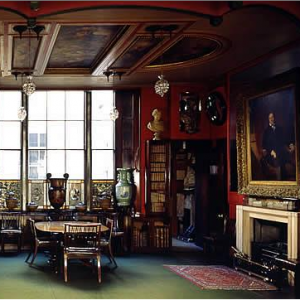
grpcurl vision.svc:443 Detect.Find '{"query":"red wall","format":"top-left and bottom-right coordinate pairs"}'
top-left (138, 84), bottom-right (228, 215)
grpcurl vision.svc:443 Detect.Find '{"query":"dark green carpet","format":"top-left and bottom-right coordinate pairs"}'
top-left (0, 250), bottom-right (294, 299)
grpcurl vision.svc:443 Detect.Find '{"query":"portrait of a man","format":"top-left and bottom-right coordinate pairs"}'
top-left (249, 86), bottom-right (296, 182)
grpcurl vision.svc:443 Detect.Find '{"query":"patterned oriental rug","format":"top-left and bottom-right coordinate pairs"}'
top-left (163, 265), bottom-right (278, 291)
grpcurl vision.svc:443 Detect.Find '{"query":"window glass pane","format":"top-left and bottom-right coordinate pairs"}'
top-left (0, 122), bottom-right (21, 149)
top-left (47, 91), bottom-right (65, 120)
top-left (92, 91), bottom-right (114, 121)
top-left (0, 151), bottom-right (20, 179)
top-left (66, 92), bottom-right (84, 120)
top-left (66, 121), bottom-right (84, 149)
top-left (0, 92), bottom-right (21, 120)
top-left (28, 150), bottom-right (46, 179)
top-left (28, 92), bottom-right (46, 120)
top-left (29, 133), bottom-right (38, 147)
top-left (28, 121), bottom-right (46, 149)
top-left (92, 121), bottom-right (114, 149)
top-left (92, 150), bottom-right (114, 179)
top-left (47, 121), bottom-right (65, 149)
top-left (66, 151), bottom-right (84, 179)
top-left (47, 150), bottom-right (65, 178)
top-left (40, 134), bottom-right (46, 147)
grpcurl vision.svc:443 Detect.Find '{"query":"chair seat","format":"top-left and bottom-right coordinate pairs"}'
top-left (1, 229), bottom-right (22, 235)
top-left (65, 246), bottom-right (100, 254)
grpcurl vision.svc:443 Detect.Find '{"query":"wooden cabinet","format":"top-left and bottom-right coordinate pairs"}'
top-left (131, 216), bottom-right (170, 253)
top-left (145, 140), bottom-right (171, 215)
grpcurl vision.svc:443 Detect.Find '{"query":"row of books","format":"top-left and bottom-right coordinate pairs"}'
top-left (150, 182), bottom-right (166, 190)
top-left (154, 226), bottom-right (170, 248)
top-left (132, 227), bottom-right (149, 247)
top-left (150, 172), bottom-right (165, 182)
top-left (150, 192), bottom-right (166, 203)
top-left (150, 163), bottom-right (166, 172)
top-left (151, 145), bottom-right (166, 153)
top-left (151, 202), bottom-right (165, 212)
top-left (150, 153), bottom-right (166, 163)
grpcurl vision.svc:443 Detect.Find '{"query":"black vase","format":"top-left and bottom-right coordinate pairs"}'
top-left (47, 173), bottom-right (69, 210)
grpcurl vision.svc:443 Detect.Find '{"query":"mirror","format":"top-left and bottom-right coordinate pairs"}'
top-left (205, 91), bottom-right (227, 126)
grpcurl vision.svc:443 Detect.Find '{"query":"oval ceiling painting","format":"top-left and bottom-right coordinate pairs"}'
top-left (147, 35), bottom-right (229, 69)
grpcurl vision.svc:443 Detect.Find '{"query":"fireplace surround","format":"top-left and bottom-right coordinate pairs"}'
top-left (236, 205), bottom-right (300, 260)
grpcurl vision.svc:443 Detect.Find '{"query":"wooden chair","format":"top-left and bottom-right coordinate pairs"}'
top-left (100, 218), bottom-right (117, 267)
top-left (63, 223), bottom-right (102, 283)
top-left (0, 212), bottom-right (22, 253)
top-left (25, 218), bottom-right (59, 265)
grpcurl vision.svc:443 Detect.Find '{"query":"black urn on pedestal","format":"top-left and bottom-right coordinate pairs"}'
top-left (47, 173), bottom-right (69, 210)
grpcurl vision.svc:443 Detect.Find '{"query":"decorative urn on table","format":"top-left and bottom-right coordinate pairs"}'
top-left (47, 173), bottom-right (69, 210)
top-left (115, 168), bottom-right (134, 207)
top-left (5, 191), bottom-right (19, 210)
top-left (26, 201), bottom-right (38, 212)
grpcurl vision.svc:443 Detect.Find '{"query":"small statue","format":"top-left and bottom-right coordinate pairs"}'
top-left (147, 109), bottom-right (165, 140)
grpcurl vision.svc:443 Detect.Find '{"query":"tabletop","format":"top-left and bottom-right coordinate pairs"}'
top-left (35, 221), bottom-right (109, 233)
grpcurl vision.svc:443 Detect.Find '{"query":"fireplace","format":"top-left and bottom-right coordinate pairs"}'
top-left (236, 205), bottom-right (300, 260)
top-left (252, 219), bottom-right (288, 264)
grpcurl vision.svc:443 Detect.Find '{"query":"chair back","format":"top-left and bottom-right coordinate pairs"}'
top-left (1, 212), bottom-right (21, 230)
top-left (105, 218), bottom-right (114, 242)
top-left (28, 218), bottom-right (37, 240)
top-left (64, 223), bottom-right (101, 250)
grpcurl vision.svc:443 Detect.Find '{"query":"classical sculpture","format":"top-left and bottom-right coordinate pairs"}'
top-left (147, 109), bottom-right (165, 140)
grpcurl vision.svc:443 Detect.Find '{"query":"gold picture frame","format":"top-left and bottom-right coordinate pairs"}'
top-left (236, 70), bottom-right (300, 198)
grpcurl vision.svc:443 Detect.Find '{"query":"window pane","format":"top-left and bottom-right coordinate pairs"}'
top-left (0, 92), bottom-right (21, 120)
top-left (28, 121), bottom-right (46, 149)
top-left (66, 151), bottom-right (84, 179)
top-left (0, 122), bottom-right (21, 149)
top-left (66, 121), bottom-right (84, 149)
top-left (28, 150), bottom-right (46, 179)
top-left (92, 91), bottom-right (114, 121)
top-left (47, 91), bottom-right (65, 120)
top-left (92, 150), bottom-right (114, 179)
top-left (47, 121), bottom-right (65, 149)
top-left (92, 121), bottom-right (114, 149)
top-left (28, 92), bottom-right (47, 120)
top-left (66, 92), bottom-right (84, 120)
top-left (47, 150), bottom-right (65, 178)
top-left (29, 133), bottom-right (38, 147)
top-left (0, 151), bottom-right (20, 179)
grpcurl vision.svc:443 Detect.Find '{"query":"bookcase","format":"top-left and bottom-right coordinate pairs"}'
top-left (131, 216), bottom-right (170, 253)
top-left (145, 140), bottom-right (171, 215)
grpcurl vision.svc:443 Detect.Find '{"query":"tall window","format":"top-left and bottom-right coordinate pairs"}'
top-left (28, 91), bottom-right (84, 180)
top-left (0, 92), bottom-right (22, 180)
top-left (92, 91), bottom-right (115, 179)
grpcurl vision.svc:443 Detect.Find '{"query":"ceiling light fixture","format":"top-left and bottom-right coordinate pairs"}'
top-left (110, 106), bottom-right (119, 121)
top-left (145, 25), bottom-right (178, 98)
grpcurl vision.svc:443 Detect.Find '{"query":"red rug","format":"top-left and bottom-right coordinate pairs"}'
top-left (164, 265), bottom-right (277, 291)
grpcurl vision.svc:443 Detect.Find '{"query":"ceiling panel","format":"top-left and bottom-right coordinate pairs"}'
top-left (47, 25), bottom-right (125, 68)
top-left (12, 37), bottom-right (40, 70)
top-left (110, 36), bottom-right (162, 69)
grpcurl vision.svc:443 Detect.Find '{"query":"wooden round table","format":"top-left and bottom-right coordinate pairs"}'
top-left (35, 221), bottom-right (109, 233)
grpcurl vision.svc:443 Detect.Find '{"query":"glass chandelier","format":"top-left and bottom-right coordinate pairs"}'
top-left (17, 106), bottom-right (27, 122)
top-left (110, 106), bottom-right (119, 121)
top-left (22, 75), bottom-right (36, 96)
top-left (154, 74), bottom-right (169, 97)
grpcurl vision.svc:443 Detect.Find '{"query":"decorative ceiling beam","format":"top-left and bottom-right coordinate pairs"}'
top-left (34, 22), bottom-right (59, 76)
top-left (92, 24), bottom-right (141, 76)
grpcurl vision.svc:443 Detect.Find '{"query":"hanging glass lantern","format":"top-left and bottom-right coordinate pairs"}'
top-left (154, 74), bottom-right (169, 97)
top-left (22, 75), bottom-right (36, 96)
top-left (17, 106), bottom-right (27, 122)
top-left (110, 106), bottom-right (119, 121)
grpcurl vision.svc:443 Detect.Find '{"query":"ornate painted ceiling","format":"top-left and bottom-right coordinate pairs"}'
top-left (0, 2), bottom-right (299, 89)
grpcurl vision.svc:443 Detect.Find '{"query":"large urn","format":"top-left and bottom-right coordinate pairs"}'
top-left (115, 168), bottom-right (134, 207)
top-left (47, 173), bottom-right (69, 210)
top-left (5, 191), bottom-right (18, 210)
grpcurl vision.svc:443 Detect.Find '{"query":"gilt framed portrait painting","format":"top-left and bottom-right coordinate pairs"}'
top-left (236, 70), bottom-right (300, 198)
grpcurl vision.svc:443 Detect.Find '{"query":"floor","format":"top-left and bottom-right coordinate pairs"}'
top-left (0, 242), bottom-right (295, 299)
